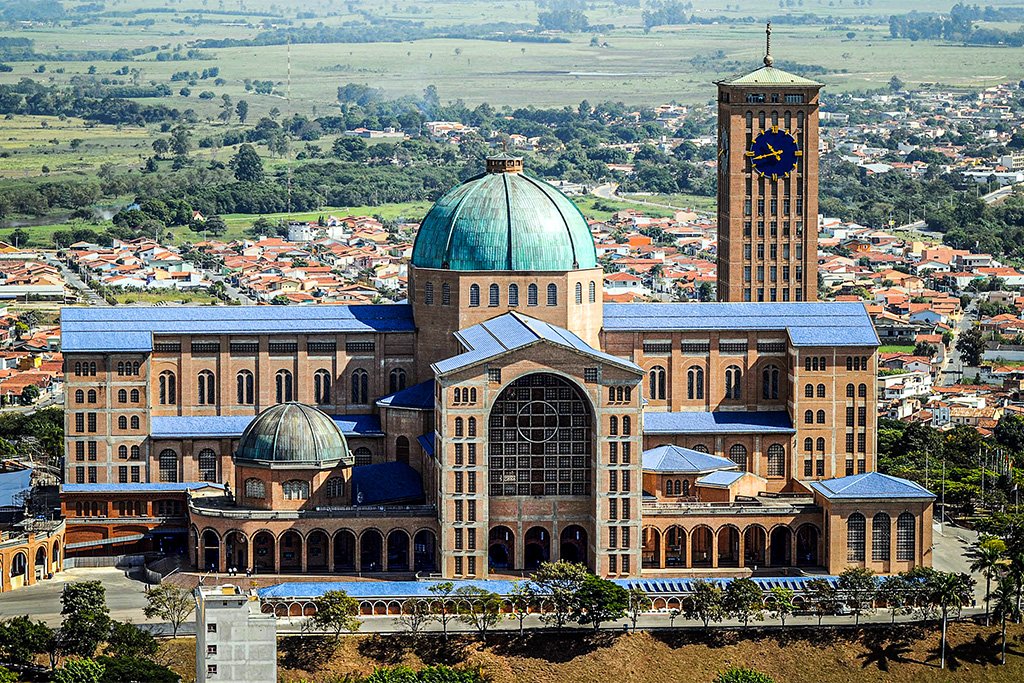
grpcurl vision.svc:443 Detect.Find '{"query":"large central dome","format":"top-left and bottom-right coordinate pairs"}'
top-left (235, 403), bottom-right (352, 467)
top-left (411, 155), bottom-right (598, 271)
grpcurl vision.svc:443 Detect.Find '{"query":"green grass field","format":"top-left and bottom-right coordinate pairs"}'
top-left (879, 345), bottom-right (917, 354)
top-left (111, 289), bottom-right (218, 305)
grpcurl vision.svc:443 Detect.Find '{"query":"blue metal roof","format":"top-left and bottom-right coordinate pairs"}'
top-left (809, 472), bottom-right (935, 500)
top-left (61, 304), bottom-right (415, 353)
top-left (377, 380), bottom-right (435, 410)
top-left (350, 461), bottom-right (424, 505)
top-left (62, 482), bottom-right (225, 493)
top-left (642, 444), bottom-right (737, 474)
top-left (696, 470), bottom-right (749, 488)
top-left (0, 468), bottom-right (32, 508)
top-left (644, 410), bottom-right (795, 435)
top-left (434, 311), bottom-right (642, 375)
top-left (150, 413), bottom-right (383, 439)
top-left (416, 432), bottom-right (435, 458)
top-left (603, 302), bottom-right (879, 347)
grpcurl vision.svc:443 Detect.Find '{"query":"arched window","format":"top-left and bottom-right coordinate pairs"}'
top-left (130, 416), bottom-right (139, 429)
top-left (508, 283), bottom-right (519, 307)
top-left (682, 479), bottom-right (690, 496)
top-left (354, 447), bottom-right (372, 466)
top-left (118, 445), bottom-right (128, 459)
top-left (547, 283), bottom-right (558, 306)
top-left (816, 383), bottom-right (826, 398)
top-left (847, 512), bottom-right (866, 562)
top-left (311, 369), bottom-right (329, 404)
top-left (351, 369), bottom-right (368, 404)
top-left (275, 370), bottom-right (293, 403)
top-left (846, 357), bottom-right (853, 371)
top-left (389, 368), bottom-right (407, 394)
top-left (87, 389), bottom-right (96, 403)
top-left (804, 410), bottom-right (813, 424)
top-left (816, 437), bottom-right (825, 452)
top-left (762, 365), bottom-right (780, 400)
top-left (468, 417), bottom-right (477, 437)
top-left (130, 445), bottom-right (140, 460)
top-left (804, 437), bottom-right (813, 452)
top-left (74, 362), bottom-right (81, 376)
top-left (469, 283), bottom-right (480, 307)
top-left (158, 372), bottom-right (176, 405)
top-left (609, 416), bottom-right (618, 436)
top-left (198, 448), bottom-right (217, 482)
top-left (117, 361), bottom-right (124, 376)
top-left (470, 388), bottom-right (477, 403)
top-left (650, 366), bottom-right (667, 400)
top-left (804, 384), bottom-right (813, 398)
top-left (725, 365), bottom-right (742, 400)
top-left (805, 357), bottom-right (812, 371)
top-left (729, 444), bottom-right (748, 470)
top-left (454, 417), bottom-right (464, 437)
top-left (244, 478), bottom-right (266, 499)
top-left (528, 284), bottom-right (538, 306)
top-left (118, 389), bottom-right (127, 403)
top-left (198, 370), bottom-right (215, 405)
top-left (622, 416), bottom-right (632, 435)
top-left (693, 444), bottom-right (709, 453)
top-left (767, 444), bottom-right (785, 477)
top-left (816, 410), bottom-right (826, 424)
top-left (687, 366), bottom-right (705, 400)
top-left (819, 357), bottom-right (827, 370)
top-left (282, 480), bottom-right (310, 500)
top-left (858, 383), bottom-right (867, 398)
top-left (89, 362), bottom-right (96, 376)
top-left (482, 283), bottom-right (496, 308)
top-left (872, 512), bottom-right (891, 561)
top-left (589, 280), bottom-right (596, 303)
top-left (326, 478), bottom-right (345, 498)
top-left (575, 282), bottom-right (583, 304)
top-left (441, 282), bottom-right (451, 306)
top-left (158, 449), bottom-right (178, 483)
top-left (75, 389), bottom-right (84, 403)
top-left (846, 383), bottom-right (855, 398)
top-left (118, 416), bottom-right (128, 430)
top-left (132, 361), bottom-right (140, 375)
top-left (897, 512), bottom-right (916, 561)
top-left (424, 282), bottom-right (434, 305)
top-left (395, 436), bottom-right (410, 463)
top-left (236, 370), bottom-right (254, 405)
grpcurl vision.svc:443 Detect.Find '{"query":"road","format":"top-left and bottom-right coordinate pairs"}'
top-left (941, 300), bottom-right (975, 386)
top-left (204, 270), bottom-right (254, 305)
top-left (45, 253), bottom-right (107, 307)
top-left (592, 183), bottom-right (691, 212)
top-left (0, 567), bottom-right (153, 627)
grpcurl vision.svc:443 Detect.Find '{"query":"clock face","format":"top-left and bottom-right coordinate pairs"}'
top-left (746, 127), bottom-right (801, 180)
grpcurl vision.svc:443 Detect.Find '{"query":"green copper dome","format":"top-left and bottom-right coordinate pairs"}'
top-left (235, 403), bottom-right (352, 467)
top-left (411, 157), bottom-right (598, 271)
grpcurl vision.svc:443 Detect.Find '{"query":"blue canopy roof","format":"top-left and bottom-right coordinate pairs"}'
top-left (62, 482), bottom-right (225, 494)
top-left (350, 461), bottom-right (424, 505)
top-left (603, 302), bottom-right (879, 347)
top-left (809, 472), bottom-right (935, 500)
top-left (61, 304), bottom-right (415, 353)
top-left (416, 432), bottom-right (435, 458)
top-left (696, 470), bottom-right (749, 488)
top-left (0, 468), bottom-right (31, 508)
top-left (644, 411), bottom-right (794, 435)
top-left (150, 413), bottom-right (383, 439)
top-left (642, 444), bottom-right (737, 474)
top-left (377, 380), bottom-right (435, 410)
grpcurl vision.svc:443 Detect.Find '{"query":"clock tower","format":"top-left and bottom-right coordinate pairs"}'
top-left (715, 23), bottom-right (822, 303)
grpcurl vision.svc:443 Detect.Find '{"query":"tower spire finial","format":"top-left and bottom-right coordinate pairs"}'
top-left (764, 21), bottom-right (774, 67)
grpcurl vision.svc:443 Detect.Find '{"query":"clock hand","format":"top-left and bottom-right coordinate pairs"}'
top-left (753, 151), bottom-right (783, 160)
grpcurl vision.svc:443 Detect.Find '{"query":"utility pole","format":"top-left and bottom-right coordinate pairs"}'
top-left (940, 457), bottom-right (946, 534)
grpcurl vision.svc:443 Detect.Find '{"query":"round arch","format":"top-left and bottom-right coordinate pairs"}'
top-left (523, 526), bottom-right (550, 570)
top-left (306, 529), bottom-right (330, 572)
top-left (279, 530), bottom-right (303, 572)
top-left (252, 530), bottom-right (275, 572)
top-left (360, 529), bottom-right (384, 572)
top-left (489, 526), bottom-right (515, 571)
top-left (717, 525), bottom-right (740, 568)
top-left (333, 530), bottom-right (356, 572)
top-left (386, 529), bottom-right (410, 572)
top-left (691, 525), bottom-right (714, 568)
top-left (224, 530), bottom-right (248, 571)
top-left (9, 552), bottom-right (27, 589)
top-left (200, 528), bottom-right (220, 572)
top-left (795, 524), bottom-right (820, 567)
top-left (743, 525), bottom-right (768, 568)
top-left (642, 526), bottom-right (662, 569)
top-left (768, 525), bottom-right (792, 567)
top-left (559, 525), bottom-right (587, 566)
top-left (413, 529), bottom-right (437, 573)
top-left (665, 525), bottom-right (687, 567)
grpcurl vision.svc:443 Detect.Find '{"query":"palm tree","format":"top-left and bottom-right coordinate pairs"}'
top-left (991, 573), bottom-right (1020, 665)
top-left (928, 571), bottom-right (976, 670)
top-left (969, 537), bottom-right (1006, 626)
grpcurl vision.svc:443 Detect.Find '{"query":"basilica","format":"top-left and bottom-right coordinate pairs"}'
top-left (59, 53), bottom-right (934, 581)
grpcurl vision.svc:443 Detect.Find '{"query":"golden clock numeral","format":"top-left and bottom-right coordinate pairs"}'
top-left (771, 174), bottom-right (778, 181)
top-left (745, 151), bottom-right (755, 157)
top-left (771, 125), bottom-right (778, 134)
top-left (795, 151), bottom-right (803, 157)
top-left (784, 172), bottom-right (791, 179)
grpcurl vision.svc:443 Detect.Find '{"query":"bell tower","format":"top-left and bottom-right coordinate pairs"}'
top-left (715, 23), bottom-right (822, 303)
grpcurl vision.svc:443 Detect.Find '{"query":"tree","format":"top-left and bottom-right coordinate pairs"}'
top-left (877, 574), bottom-right (911, 624)
top-left (9, 227), bottom-right (28, 248)
top-left (956, 325), bottom-right (984, 367)
top-left (889, 75), bottom-right (905, 92)
top-left (969, 537), bottom-right (1007, 626)
top-left (724, 578), bottom-right (764, 628)
top-left (684, 579), bottom-right (725, 628)
top-left (95, 655), bottom-right (177, 683)
top-left (305, 590), bottom-right (361, 643)
top-left (531, 561), bottom-right (588, 630)
top-left (766, 586), bottom-right (795, 626)
top-left (626, 586), bottom-right (652, 632)
top-left (0, 667), bottom-right (15, 683)
top-left (104, 621), bottom-right (157, 659)
top-left (203, 215), bottom-right (228, 237)
top-left (235, 99), bottom-right (249, 124)
top-left (142, 584), bottom-right (194, 638)
top-left (507, 581), bottom-right (535, 636)
top-left (219, 94), bottom-right (233, 123)
top-left (927, 571), bottom-right (976, 669)
top-left (53, 658), bottom-right (104, 683)
top-left (151, 139), bottom-right (169, 158)
top-left (20, 384), bottom-right (40, 404)
top-left (230, 143), bottom-right (264, 182)
top-left (992, 573), bottom-right (1020, 665)
top-left (838, 567), bottom-right (877, 626)
top-left (169, 125), bottom-right (192, 157)
top-left (0, 616), bottom-right (56, 666)
top-left (994, 415), bottom-right (1024, 454)
top-left (573, 574), bottom-right (628, 631)
top-left (456, 586), bottom-right (503, 641)
top-left (395, 598), bottom-right (431, 637)
top-left (427, 582), bottom-right (458, 641)
top-left (804, 578), bottom-right (838, 626)
top-left (714, 667), bottom-right (776, 683)
top-left (59, 582), bottom-right (110, 659)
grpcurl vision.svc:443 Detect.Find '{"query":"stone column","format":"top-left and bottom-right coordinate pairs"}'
top-left (685, 529), bottom-right (692, 569)
top-left (273, 538), bottom-right (281, 574)
top-left (246, 537), bottom-right (254, 572)
top-left (326, 533), bottom-right (334, 574)
top-left (658, 529), bottom-right (666, 569)
top-left (218, 538), bottom-right (227, 574)
top-left (711, 531), bottom-right (719, 569)
top-left (738, 530), bottom-right (746, 568)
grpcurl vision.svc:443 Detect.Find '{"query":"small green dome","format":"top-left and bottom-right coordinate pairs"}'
top-left (411, 158), bottom-right (598, 271)
top-left (235, 403), bottom-right (351, 467)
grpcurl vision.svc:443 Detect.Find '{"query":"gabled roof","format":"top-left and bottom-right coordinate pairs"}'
top-left (644, 410), bottom-right (795, 435)
top-left (376, 380), bottom-right (435, 410)
top-left (433, 311), bottom-right (642, 375)
top-left (809, 472), bottom-right (935, 500)
top-left (350, 461), bottom-right (424, 505)
top-left (642, 444), bottom-right (737, 474)
top-left (717, 64), bottom-right (822, 87)
top-left (696, 470), bottom-right (751, 488)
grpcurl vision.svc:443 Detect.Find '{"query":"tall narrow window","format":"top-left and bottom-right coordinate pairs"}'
top-left (767, 444), bottom-right (785, 477)
top-left (314, 369), bottom-right (332, 404)
top-left (469, 284), bottom-right (480, 307)
top-left (729, 444), bottom-right (748, 470)
top-left (198, 448), bottom-right (217, 482)
top-left (468, 417), bottom-right (477, 437)
top-left (872, 512), bottom-right (891, 561)
top-left (424, 282), bottom-right (434, 304)
top-left (236, 370), bottom-right (254, 405)
top-left (575, 282), bottom-right (583, 304)
top-left (547, 283), bottom-right (558, 306)
top-left (816, 383), bottom-right (826, 398)
top-left (528, 284), bottom-right (538, 306)
top-left (589, 280), bottom-right (596, 303)
top-left (686, 366), bottom-right (704, 400)
top-left (847, 512), bottom-right (865, 562)
top-left (275, 370), bottom-right (293, 403)
top-left (508, 283), bottom-right (519, 306)
top-left (761, 365), bottom-right (780, 400)
top-left (489, 283), bottom-right (499, 307)
top-left (352, 369), bottom-right (369, 404)
top-left (389, 368), bottom-right (407, 394)
top-left (159, 371), bottom-right (176, 405)
top-left (896, 512), bottom-right (916, 561)
top-left (441, 282), bottom-right (451, 305)
top-left (725, 366), bottom-right (742, 400)
top-left (198, 370), bottom-right (215, 405)
top-left (649, 366), bottom-right (667, 400)
top-left (158, 449), bottom-right (178, 483)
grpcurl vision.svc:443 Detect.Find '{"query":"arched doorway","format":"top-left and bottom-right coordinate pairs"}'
top-left (642, 527), bottom-right (662, 569)
top-left (717, 526), bottom-right (740, 567)
top-left (360, 529), bottom-right (383, 572)
top-left (201, 529), bottom-right (220, 571)
top-left (395, 436), bottom-right (410, 465)
top-left (386, 530), bottom-right (410, 572)
top-left (769, 526), bottom-right (792, 567)
top-left (691, 526), bottom-right (713, 568)
top-left (559, 525), bottom-right (587, 566)
top-left (9, 553), bottom-right (27, 590)
top-left (51, 540), bottom-right (61, 574)
top-left (524, 526), bottom-right (550, 570)
top-left (744, 526), bottom-right (767, 568)
top-left (224, 531), bottom-right (248, 571)
top-left (489, 526), bottom-right (514, 571)
top-left (796, 524), bottom-right (820, 567)
top-left (333, 530), bottom-right (356, 572)
top-left (306, 530), bottom-right (329, 572)
top-left (253, 531), bottom-right (275, 572)
top-left (34, 546), bottom-right (47, 580)
top-left (279, 531), bottom-right (302, 572)
top-left (666, 526), bottom-right (687, 567)
top-left (413, 530), bottom-right (437, 572)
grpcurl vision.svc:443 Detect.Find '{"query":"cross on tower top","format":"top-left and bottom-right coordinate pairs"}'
top-left (764, 21), bottom-right (774, 67)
